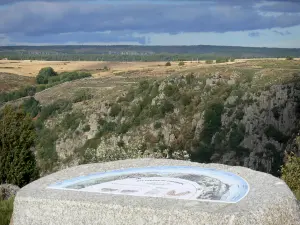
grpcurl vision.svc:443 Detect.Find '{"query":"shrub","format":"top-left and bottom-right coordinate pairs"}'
top-left (21, 97), bottom-right (41, 118)
top-left (57, 71), bottom-right (91, 83)
top-left (281, 153), bottom-right (300, 200)
top-left (159, 100), bottom-right (174, 116)
top-left (73, 89), bottom-right (93, 103)
top-left (164, 84), bottom-right (179, 97)
top-left (0, 197), bottom-right (14, 225)
top-left (154, 121), bottom-right (162, 129)
top-left (200, 103), bottom-right (224, 143)
top-left (286, 56), bottom-right (294, 60)
top-left (109, 103), bottom-right (122, 117)
top-left (165, 61), bottom-right (171, 66)
top-left (216, 58), bottom-right (229, 63)
top-left (229, 124), bottom-right (245, 149)
top-left (264, 125), bottom-right (289, 143)
top-left (36, 67), bottom-right (57, 84)
top-left (39, 99), bottom-right (72, 122)
top-left (116, 123), bottom-right (131, 134)
top-left (61, 112), bottom-right (84, 131)
top-left (0, 106), bottom-right (39, 187)
top-left (82, 124), bottom-right (91, 132)
top-left (178, 61), bottom-right (185, 66)
top-left (180, 94), bottom-right (192, 106)
top-left (36, 128), bottom-right (58, 173)
top-left (205, 60), bottom-right (213, 64)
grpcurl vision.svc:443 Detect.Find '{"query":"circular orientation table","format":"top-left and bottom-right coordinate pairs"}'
top-left (13, 158), bottom-right (300, 225)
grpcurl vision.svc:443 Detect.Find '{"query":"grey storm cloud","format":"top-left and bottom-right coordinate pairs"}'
top-left (259, 2), bottom-right (300, 13)
top-left (0, 0), bottom-right (300, 37)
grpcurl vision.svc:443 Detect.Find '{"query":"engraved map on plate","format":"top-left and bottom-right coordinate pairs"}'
top-left (47, 166), bottom-right (249, 203)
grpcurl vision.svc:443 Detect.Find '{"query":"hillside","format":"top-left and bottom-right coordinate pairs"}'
top-left (2, 59), bottom-right (297, 178)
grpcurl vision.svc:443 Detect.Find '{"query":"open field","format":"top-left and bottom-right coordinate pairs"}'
top-left (1, 58), bottom-right (299, 78)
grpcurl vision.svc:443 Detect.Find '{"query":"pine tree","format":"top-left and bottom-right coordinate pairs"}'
top-left (0, 105), bottom-right (39, 187)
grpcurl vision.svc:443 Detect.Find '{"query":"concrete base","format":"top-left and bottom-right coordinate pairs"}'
top-left (13, 159), bottom-right (300, 225)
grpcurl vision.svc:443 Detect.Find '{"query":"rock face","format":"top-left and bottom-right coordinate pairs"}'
top-left (13, 159), bottom-right (300, 225)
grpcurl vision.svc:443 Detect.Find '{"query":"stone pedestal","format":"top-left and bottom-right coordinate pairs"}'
top-left (13, 159), bottom-right (300, 225)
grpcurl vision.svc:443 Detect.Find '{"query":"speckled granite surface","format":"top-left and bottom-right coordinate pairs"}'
top-left (12, 158), bottom-right (300, 225)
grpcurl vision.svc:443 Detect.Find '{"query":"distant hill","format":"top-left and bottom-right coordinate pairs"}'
top-left (0, 45), bottom-right (300, 61)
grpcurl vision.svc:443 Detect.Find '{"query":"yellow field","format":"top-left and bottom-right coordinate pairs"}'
top-left (0, 60), bottom-right (179, 77)
top-left (0, 58), bottom-right (299, 78)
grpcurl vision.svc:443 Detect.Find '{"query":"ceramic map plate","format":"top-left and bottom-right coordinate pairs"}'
top-left (48, 166), bottom-right (249, 203)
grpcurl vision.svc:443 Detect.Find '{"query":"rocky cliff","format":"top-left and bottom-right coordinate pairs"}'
top-left (26, 61), bottom-right (300, 177)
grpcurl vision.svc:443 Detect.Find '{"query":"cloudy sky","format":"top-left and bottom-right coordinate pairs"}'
top-left (0, 0), bottom-right (300, 47)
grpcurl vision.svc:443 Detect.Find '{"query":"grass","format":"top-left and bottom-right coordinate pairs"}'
top-left (0, 197), bottom-right (14, 225)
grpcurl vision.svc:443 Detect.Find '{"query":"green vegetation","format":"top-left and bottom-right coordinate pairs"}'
top-left (286, 56), bottom-right (294, 61)
top-left (194, 103), bottom-right (224, 162)
top-left (165, 61), bottom-right (171, 66)
top-left (281, 153), bottom-right (300, 200)
top-left (61, 112), bottom-right (84, 131)
top-left (178, 61), bottom-right (185, 66)
top-left (73, 89), bottom-right (93, 103)
top-left (0, 68), bottom-right (92, 106)
top-left (109, 103), bottom-right (122, 117)
top-left (0, 106), bottom-right (39, 187)
top-left (22, 97), bottom-right (40, 118)
top-left (216, 58), bottom-right (229, 63)
top-left (205, 60), bottom-right (213, 64)
top-left (264, 125), bottom-right (289, 143)
top-left (0, 197), bottom-right (14, 225)
top-left (36, 67), bottom-right (57, 84)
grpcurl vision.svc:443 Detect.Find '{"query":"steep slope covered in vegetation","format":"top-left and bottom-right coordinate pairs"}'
top-left (20, 60), bottom-right (300, 179)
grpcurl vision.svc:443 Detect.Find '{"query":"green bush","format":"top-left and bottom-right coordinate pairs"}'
top-left (159, 100), bottom-right (174, 116)
top-left (164, 84), bottom-right (179, 97)
top-left (0, 106), bottom-right (39, 187)
top-left (154, 121), bottom-right (162, 129)
top-left (0, 197), bottom-right (14, 225)
top-left (61, 112), bottom-right (84, 131)
top-left (36, 128), bottom-right (58, 173)
top-left (165, 61), bottom-right (171, 66)
top-left (281, 153), bottom-right (300, 200)
top-left (22, 97), bottom-right (40, 118)
top-left (38, 99), bottom-right (72, 122)
top-left (229, 124), bottom-right (245, 149)
top-left (109, 103), bottom-right (122, 117)
top-left (82, 124), bottom-right (91, 132)
top-left (36, 67), bottom-right (57, 84)
top-left (180, 94), bottom-right (192, 106)
top-left (178, 61), bottom-right (185, 66)
top-left (216, 58), bottom-right (229, 63)
top-left (286, 56), bottom-right (294, 60)
top-left (201, 103), bottom-right (224, 143)
top-left (73, 89), bottom-right (93, 103)
top-left (205, 60), bottom-right (213, 64)
top-left (264, 125), bottom-right (289, 143)
top-left (56, 71), bottom-right (92, 83)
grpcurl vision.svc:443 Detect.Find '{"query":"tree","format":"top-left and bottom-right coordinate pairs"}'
top-left (0, 105), bottom-right (39, 187)
top-left (36, 67), bottom-right (57, 84)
